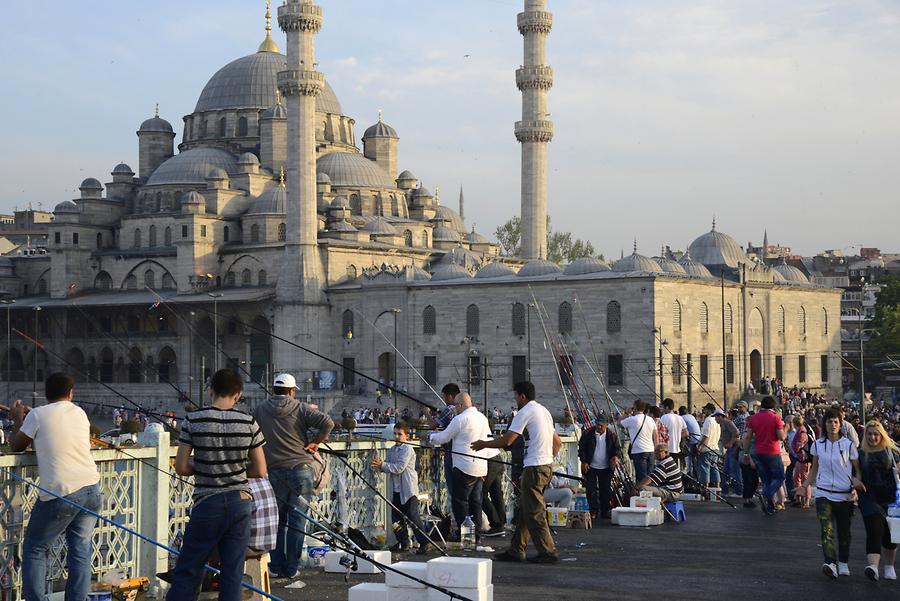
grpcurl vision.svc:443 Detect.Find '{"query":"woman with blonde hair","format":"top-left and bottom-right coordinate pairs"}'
top-left (858, 420), bottom-right (900, 581)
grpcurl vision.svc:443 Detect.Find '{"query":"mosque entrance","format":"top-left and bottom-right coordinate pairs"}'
top-left (378, 352), bottom-right (396, 389)
top-left (750, 350), bottom-right (762, 389)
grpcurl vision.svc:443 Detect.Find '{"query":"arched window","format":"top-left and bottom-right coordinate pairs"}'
top-left (822, 308), bottom-right (828, 336)
top-left (237, 116), bottom-right (248, 137)
top-left (421, 231), bottom-right (429, 247)
top-left (241, 269), bottom-right (252, 286)
top-left (798, 306), bottom-right (806, 335)
top-left (94, 271), bottom-right (113, 290)
top-left (346, 264), bottom-right (357, 280)
top-left (164, 226), bottom-right (172, 246)
top-left (606, 301), bottom-right (621, 334)
top-left (423, 305), bottom-right (436, 335)
top-left (724, 303), bottom-right (733, 333)
top-left (199, 119), bottom-right (207, 138)
top-left (391, 195), bottom-right (400, 217)
top-left (375, 196), bottom-right (383, 215)
top-left (777, 305), bottom-right (786, 334)
top-left (342, 309), bottom-right (354, 338)
top-left (37, 279), bottom-right (48, 295)
top-left (258, 270), bottom-right (267, 286)
top-left (466, 304), bottom-right (480, 338)
top-left (224, 226), bottom-right (230, 243)
top-left (218, 117), bottom-right (227, 137)
top-left (96, 232), bottom-right (103, 249)
top-left (162, 273), bottom-right (176, 290)
top-left (225, 272), bottom-right (236, 287)
top-left (699, 302), bottom-right (709, 334)
top-left (350, 194), bottom-right (361, 215)
top-left (404, 230), bottom-right (413, 247)
top-left (134, 228), bottom-right (141, 248)
top-left (512, 302), bottom-right (526, 336)
top-left (148, 225), bottom-right (157, 247)
top-left (558, 301), bottom-right (573, 335)
top-left (278, 222), bottom-right (286, 242)
top-left (144, 269), bottom-right (155, 288)
top-left (123, 274), bottom-right (137, 290)
top-left (250, 224), bottom-right (260, 243)
top-left (672, 300), bottom-right (682, 332)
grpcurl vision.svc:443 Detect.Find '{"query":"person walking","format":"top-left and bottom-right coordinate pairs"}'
top-left (577, 415), bottom-right (622, 520)
top-left (696, 404), bottom-right (721, 496)
top-left (473, 381), bottom-right (561, 564)
top-left (800, 407), bottom-right (863, 580)
top-left (790, 415), bottom-right (812, 509)
top-left (10, 373), bottom-right (102, 601)
top-left (659, 399), bottom-right (687, 470)
top-left (620, 400), bottom-right (658, 483)
top-left (857, 420), bottom-right (900, 581)
top-left (743, 396), bottom-right (787, 515)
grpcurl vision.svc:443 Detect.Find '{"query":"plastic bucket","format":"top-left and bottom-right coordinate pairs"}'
top-left (888, 517), bottom-right (900, 544)
top-left (88, 592), bottom-right (112, 601)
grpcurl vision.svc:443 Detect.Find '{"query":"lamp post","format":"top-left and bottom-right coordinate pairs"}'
top-left (846, 307), bottom-right (869, 425)
top-left (188, 311), bottom-right (195, 406)
top-left (0, 298), bottom-right (14, 400)
top-left (526, 303), bottom-right (534, 381)
top-left (207, 293), bottom-right (223, 371)
top-left (376, 308), bottom-right (401, 414)
top-left (32, 306), bottom-right (42, 405)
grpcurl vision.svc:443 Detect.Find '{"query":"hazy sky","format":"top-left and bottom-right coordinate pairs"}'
top-left (1, 1), bottom-right (898, 257)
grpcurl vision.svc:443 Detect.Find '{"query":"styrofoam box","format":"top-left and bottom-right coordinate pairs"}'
top-left (349, 583), bottom-right (388, 601)
top-left (387, 587), bottom-right (429, 601)
top-left (612, 507), bottom-right (655, 527)
top-left (888, 517), bottom-right (900, 544)
top-left (427, 584), bottom-right (493, 601)
top-left (385, 562), bottom-right (428, 589)
top-left (426, 557), bottom-right (492, 589)
top-left (680, 493), bottom-right (703, 502)
top-left (547, 507), bottom-right (568, 526)
top-left (324, 550), bottom-right (391, 574)
top-left (630, 496), bottom-right (661, 511)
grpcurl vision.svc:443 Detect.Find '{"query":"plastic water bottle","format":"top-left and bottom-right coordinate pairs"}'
top-left (460, 515), bottom-right (476, 550)
top-left (300, 542), bottom-right (309, 568)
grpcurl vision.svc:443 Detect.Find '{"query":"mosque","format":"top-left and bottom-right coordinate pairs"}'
top-left (0, 1), bottom-right (841, 413)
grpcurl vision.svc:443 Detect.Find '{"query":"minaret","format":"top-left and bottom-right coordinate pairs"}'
top-left (275, 0), bottom-right (326, 372)
top-left (458, 186), bottom-right (465, 221)
top-left (516, 0), bottom-right (554, 260)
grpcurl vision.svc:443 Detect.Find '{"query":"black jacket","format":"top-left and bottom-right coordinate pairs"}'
top-left (577, 427), bottom-right (622, 467)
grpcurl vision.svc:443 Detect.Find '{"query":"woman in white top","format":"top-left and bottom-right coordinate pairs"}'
top-left (800, 407), bottom-right (864, 580)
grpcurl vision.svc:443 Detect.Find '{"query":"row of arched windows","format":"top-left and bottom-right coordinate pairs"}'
top-left (217, 116), bottom-right (249, 138)
top-left (669, 302), bottom-right (829, 337)
top-left (223, 270), bottom-right (268, 288)
top-left (249, 223), bottom-right (286, 243)
top-left (94, 270), bottom-right (175, 291)
top-left (133, 226), bottom-right (174, 249)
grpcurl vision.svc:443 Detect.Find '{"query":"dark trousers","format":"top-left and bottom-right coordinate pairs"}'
top-left (392, 492), bottom-right (429, 547)
top-left (481, 459), bottom-right (506, 529)
top-left (740, 460), bottom-right (759, 500)
top-left (451, 468), bottom-right (483, 540)
top-left (584, 468), bottom-right (612, 518)
top-left (816, 498), bottom-right (853, 564)
top-left (443, 446), bottom-right (455, 500)
top-left (631, 452), bottom-right (654, 483)
top-left (863, 512), bottom-right (898, 554)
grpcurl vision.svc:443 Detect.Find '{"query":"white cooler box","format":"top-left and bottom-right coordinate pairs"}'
top-left (629, 496), bottom-right (661, 511)
top-left (612, 506), bottom-right (663, 527)
top-left (325, 550), bottom-right (391, 574)
top-left (349, 583), bottom-right (388, 601)
top-left (888, 517), bottom-right (900, 544)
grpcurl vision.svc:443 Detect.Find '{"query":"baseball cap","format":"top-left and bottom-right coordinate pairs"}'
top-left (273, 373), bottom-right (297, 388)
top-left (711, 409), bottom-right (725, 417)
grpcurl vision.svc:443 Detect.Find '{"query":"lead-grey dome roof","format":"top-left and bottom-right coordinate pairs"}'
top-left (654, 256), bottom-right (687, 274)
top-left (433, 224), bottom-right (461, 242)
top-left (774, 260), bottom-right (810, 284)
top-left (363, 217), bottom-right (399, 235)
top-left (139, 116), bottom-right (174, 133)
top-left (433, 205), bottom-right (466, 233)
top-left (238, 153), bottom-right (259, 165)
top-left (431, 263), bottom-right (472, 282)
top-left (316, 152), bottom-right (395, 188)
top-left (677, 249), bottom-right (714, 278)
top-left (54, 200), bottom-right (78, 213)
top-left (475, 262), bottom-right (517, 279)
top-left (518, 259), bottom-right (562, 277)
top-left (613, 250), bottom-right (663, 273)
top-left (79, 177), bottom-right (102, 190)
top-left (194, 52), bottom-right (342, 115)
top-left (564, 257), bottom-right (610, 276)
top-left (112, 163), bottom-right (134, 175)
top-left (146, 148), bottom-right (237, 186)
top-left (408, 266), bottom-right (432, 281)
top-left (363, 120), bottom-right (398, 139)
top-left (330, 195), bottom-right (350, 209)
top-left (397, 170), bottom-right (417, 181)
top-left (248, 186), bottom-right (286, 215)
top-left (465, 230), bottom-right (489, 244)
top-left (689, 224), bottom-right (746, 268)
top-left (181, 191), bottom-right (204, 205)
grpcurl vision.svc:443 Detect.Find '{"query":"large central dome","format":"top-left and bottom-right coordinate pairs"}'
top-left (194, 51), bottom-right (343, 115)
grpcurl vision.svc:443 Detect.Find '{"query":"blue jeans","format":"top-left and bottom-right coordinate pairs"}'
top-left (722, 448), bottom-right (743, 496)
top-left (166, 491), bottom-right (253, 601)
top-left (23, 483), bottom-right (102, 601)
top-left (392, 492), bottom-right (429, 547)
top-left (631, 452), bottom-right (654, 483)
top-left (696, 451), bottom-right (720, 486)
top-left (752, 453), bottom-right (786, 505)
top-left (450, 468), bottom-right (484, 541)
top-left (268, 466), bottom-right (315, 576)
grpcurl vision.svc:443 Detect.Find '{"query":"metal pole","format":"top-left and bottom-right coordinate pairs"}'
top-left (721, 273), bottom-right (727, 407)
top-left (860, 328), bottom-right (866, 425)
top-left (3, 300), bottom-right (13, 400)
top-left (526, 304), bottom-right (532, 381)
top-left (741, 264), bottom-right (748, 393)
top-left (658, 345), bottom-right (664, 403)
top-left (188, 311), bottom-right (194, 406)
top-left (483, 356), bottom-right (489, 415)
top-left (393, 311), bottom-right (398, 415)
top-left (32, 307), bottom-right (41, 405)
top-left (686, 353), bottom-right (693, 413)
top-left (214, 298), bottom-right (218, 371)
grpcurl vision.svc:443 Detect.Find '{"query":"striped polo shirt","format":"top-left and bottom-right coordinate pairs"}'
top-left (648, 455), bottom-right (683, 493)
top-left (180, 407), bottom-right (265, 502)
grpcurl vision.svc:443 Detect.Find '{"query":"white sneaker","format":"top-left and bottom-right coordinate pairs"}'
top-left (838, 562), bottom-right (850, 577)
top-left (884, 565), bottom-right (897, 580)
top-left (822, 563), bottom-right (838, 580)
top-left (865, 565), bottom-right (879, 581)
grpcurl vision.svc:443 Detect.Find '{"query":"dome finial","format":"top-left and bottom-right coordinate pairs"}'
top-left (279, 166), bottom-right (285, 187)
top-left (711, 215), bottom-right (716, 231)
top-left (378, 109), bottom-right (383, 122)
top-left (258, 0), bottom-right (281, 53)
top-left (275, 88), bottom-right (281, 105)
top-left (633, 238), bottom-right (638, 254)
top-left (154, 103), bottom-right (159, 118)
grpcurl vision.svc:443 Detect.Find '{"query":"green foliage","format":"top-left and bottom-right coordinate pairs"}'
top-left (870, 275), bottom-right (900, 359)
top-left (493, 216), bottom-right (603, 263)
top-left (494, 216), bottom-right (522, 257)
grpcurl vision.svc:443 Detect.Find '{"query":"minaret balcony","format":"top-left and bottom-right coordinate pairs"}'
top-left (515, 120), bottom-right (554, 143)
top-left (517, 11), bottom-right (553, 35)
top-left (516, 66), bottom-right (554, 91)
top-left (278, 69), bottom-right (324, 97)
top-left (278, 2), bottom-right (323, 33)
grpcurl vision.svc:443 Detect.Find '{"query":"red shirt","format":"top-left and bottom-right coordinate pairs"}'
top-left (747, 410), bottom-right (784, 455)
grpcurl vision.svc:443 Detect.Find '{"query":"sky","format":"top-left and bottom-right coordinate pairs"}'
top-left (1, 0), bottom-right (898, 257)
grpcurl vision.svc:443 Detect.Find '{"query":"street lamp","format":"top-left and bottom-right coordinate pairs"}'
top-left (376, 308), bottom-right (401, 414)
top-left (845, 308), bottom-right (870, 425)
top-left (0, 298), bottom-right (14, 400)
top-left (188, 311), bottom-right (195, 405)
top-left (207, 293), bottom-right (223, 371)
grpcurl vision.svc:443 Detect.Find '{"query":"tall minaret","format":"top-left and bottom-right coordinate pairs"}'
top-left (458, 186), bottom-right (465, 221)
top-left (516, 0), bottom-right (554, 260)
top-left (275, 0), bottom-right (326, 372)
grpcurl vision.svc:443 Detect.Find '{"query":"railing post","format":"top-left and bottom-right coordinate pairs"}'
top-left (136, 430), bottom-right (171, 587)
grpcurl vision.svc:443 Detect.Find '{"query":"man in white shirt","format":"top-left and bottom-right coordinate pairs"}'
top-left (429, 392), bottom-right (491, 542)
top-left (10, 373), bottom-right (101, 601)
top-left (577, 415), bottom-right (622, 519)
top-left (659, 399), bottom-right (688, 469)
top-left (696, 404), bottom-right (722, 492)
top-left (620, 400), bottom-right (658, 483)
top-left (472, 382), bottom-right (561, 564)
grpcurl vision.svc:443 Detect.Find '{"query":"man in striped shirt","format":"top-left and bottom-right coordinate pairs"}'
top-left (167, 369), bottom-right (267, 601)
top-left (637, 444), bottom-right (683, 503)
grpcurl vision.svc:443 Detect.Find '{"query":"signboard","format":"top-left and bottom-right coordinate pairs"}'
top-left (314, 370), bottom-right (337, 391)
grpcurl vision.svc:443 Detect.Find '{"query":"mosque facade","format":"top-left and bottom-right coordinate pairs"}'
top-left (0, 1), bottom-right (841, 414)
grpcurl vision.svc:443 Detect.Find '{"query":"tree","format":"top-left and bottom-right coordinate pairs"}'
top-left (869, 275), bottom-right (900, 359)
top-left (493, 216), bottom-right (602, 264)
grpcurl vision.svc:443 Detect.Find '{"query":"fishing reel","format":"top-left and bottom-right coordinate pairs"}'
top-left (339, 553), bottom-right (358, 582)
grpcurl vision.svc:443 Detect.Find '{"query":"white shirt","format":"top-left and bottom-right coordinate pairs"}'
top-left (700, 415), bottom-right (721, 452)
top-left (659, 413), bottom-right (687, 454)
top-left (810, 437), bottom-right (858, 502)
top-left (429, 406), bottom-right (491, 477)
top-left (621, 413), bottom-right (657, 454)
top-left (590, 431), bottom-right (609, 469)
top-left (19, 402), bottom-right (100, 501)
top-left (508, 400), bottom-right (555, 467)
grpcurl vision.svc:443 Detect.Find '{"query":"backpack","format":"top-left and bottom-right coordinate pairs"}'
top-left (795, 425), bottom-right (815, 464)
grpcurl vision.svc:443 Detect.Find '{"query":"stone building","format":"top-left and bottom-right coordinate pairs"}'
top-left (0, 1), bottom-right (841, 413)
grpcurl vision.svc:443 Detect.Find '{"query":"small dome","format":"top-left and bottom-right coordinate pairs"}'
top-left (363, 217), bottom-right (399, 236)
top-left (409, 266), bottom-right (432, 281)
top-left (79, 177), bottom-right (103, 190)
top-left (438, 247), bottom-right (484, 270)
top-left (206, 167), bottom-right (228, 180)
top-left (475, 262), bottom-right (517, 279)
top-left (316, 152), bottom-right (395, 188)
top-left (689, 223), bottom-right (746, 268)
top-left (181, 191), bottom-right (205, 205)
top-left (411, 186), bottom-right (433, 199)
top-left (397, 170), bottom-right (417, 181)
top-left (433, 224), bottom-right (461, 242)
top-left (330, 195), bottom-right (350, 209)
top-left (112, 163), bottom-right (134, 175)
top-left (564, 257), bottom-right (610, 276)
top-left (363, 119), bottom-right (399, 139)
top-left (654, 256), bottom-right (687, 274)
top-left (613, 248), bottom-right (663, 273)
top-left (260, 102), bottom-right (287, 120)
top-left (431, 263), bottom-right (472, 282)
top-left (465, 230), bottom-right (489, 244)
top-left (774, 260), bottom-right (810, 284)
top-left (54, 200), bottom-right (79, 213)
top-left (772, 269), bottom-right (787, 283)
top-left (677, 249), bottom-right (714, 278)
top-left (317, 172), bottom-right (332, 184)
top-left (327, 220), bottom-right (358, 232)
top-left (147, 148), bottom-right (238, 186)
top-left (139, 115), bottom-right (174, 134)
top-left (248, 186), bottom-right (286, 215)
top-left (433, 205), bottom-right (466, 233)
top-left (518, 259), bottom-right (562, 278)
top-left (238, 153), bottom-right (260, 165)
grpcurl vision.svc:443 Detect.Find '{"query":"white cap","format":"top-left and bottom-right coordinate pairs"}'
top-left (273, 373), bottom-right (297, 388)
